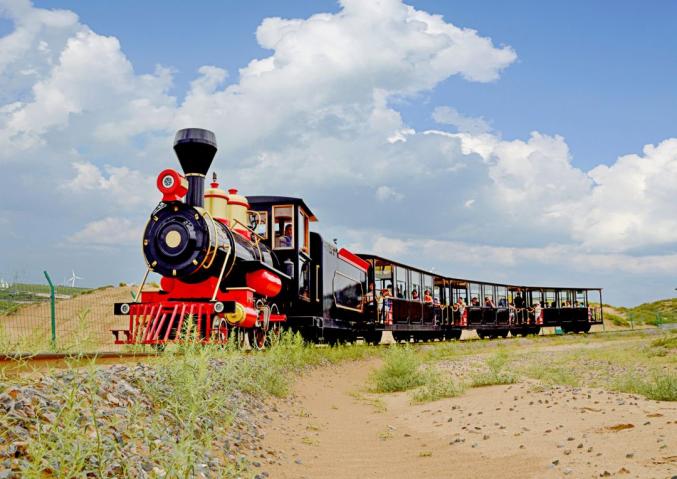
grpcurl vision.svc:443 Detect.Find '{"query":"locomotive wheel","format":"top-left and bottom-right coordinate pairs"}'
top-left (234, 328), bottom-right (247, 349)
top-left (212, 317), bottom-right (229, 344)
top-left (580, 324), bottom-right (591, 333)
top-left (248, 327), bottom-right (267, 350)
top-left (476, 331), bottom-right (486, 339)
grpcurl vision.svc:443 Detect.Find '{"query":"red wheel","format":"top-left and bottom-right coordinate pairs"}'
top-left (248, 327), bottom-right (266, 350)
top-left (212, 317), bottom-right (228, 344)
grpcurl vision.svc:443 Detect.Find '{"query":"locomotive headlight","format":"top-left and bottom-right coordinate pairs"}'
top-left (161, 174), bottom-right (175, 188)
top-left (213, 301), bottom-right (225, 313)
top-left (120, 303), bottom-right (130, 314)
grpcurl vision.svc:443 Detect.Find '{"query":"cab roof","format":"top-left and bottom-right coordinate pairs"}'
top-left (247, 196), bottom-right (317, 221)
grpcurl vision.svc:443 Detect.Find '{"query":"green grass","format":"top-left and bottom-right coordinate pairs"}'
top-left (2, 331), bottom-right (378, 477)
top-left (410, 368), bottom-right (465, 403)
top-left (470, 350), bottom-right (518, 387)
top-left (615, 298), bottom-right (677, 325)
top-left (613, 370), bottom-right (677, 401)
top-left (370, 345), bottom-right (425, 393)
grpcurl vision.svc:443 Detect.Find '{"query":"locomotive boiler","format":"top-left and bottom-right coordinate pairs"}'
top-left (113, 128), bottom-right (287, 348)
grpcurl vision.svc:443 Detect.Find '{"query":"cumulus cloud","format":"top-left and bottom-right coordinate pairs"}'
top-left (1, 0), bottom-right (676, 304)
top-left (68, 217), bottom-right (138, 246)
top-left (433, 106), bottom-right (491, 134)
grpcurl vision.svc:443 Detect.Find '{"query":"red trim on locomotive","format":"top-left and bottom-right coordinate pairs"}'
top-left (156, 169), bottom-right (188, 202)
top-left (246, 269), bottom-right (282, 297)
top-left (338, 248), bottom-right (370, 272)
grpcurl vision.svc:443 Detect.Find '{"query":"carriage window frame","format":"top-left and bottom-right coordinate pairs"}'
top-left (394, 266), bottom-right (407, 299)
top-left (272, 204), bottom-right (295, 250)
top-left (496, 286), bottom-right (508, 307)
top-left (374, 260), bottom-right (394, 295)
top-left (482, 284), bottom-right (495, 307)
top-left (410, 271), bottom-right (422, 302)
top-left (469, 283), bottom-right (481, 306)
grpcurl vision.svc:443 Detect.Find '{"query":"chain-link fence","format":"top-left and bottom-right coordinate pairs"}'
top-left (0, 272), bottom-right (135, 354)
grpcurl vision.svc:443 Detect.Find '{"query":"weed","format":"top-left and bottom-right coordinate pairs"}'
top-left (411, 368), bottom-right (465, 403)
top-left (613, 370), bottom-right (677, 401)
top-left (470, 350), bottom-right (518, 387)
top-left (370, 345), bottom-right (425, 393)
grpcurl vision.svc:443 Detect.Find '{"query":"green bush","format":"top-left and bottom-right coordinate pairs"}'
top-left (614, 370), bottom-right (677, 401)
top-left (371, 346), bottom-right (425, 393)
top-left (471, 350), bottom-right (518, 387)
top-left (411, 368), bottom-right (465, 403)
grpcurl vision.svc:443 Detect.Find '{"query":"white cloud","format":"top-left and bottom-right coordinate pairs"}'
top-left (432, 106), bottom-right (491, 133)
top-left (62, 162), bottom-right (155, 207)
top-left (0, 0), bottom-right (676, 305)
top-left (68, 217), bottom-right (138, 246)
top-left (375, 185), bottom-right (404, 202)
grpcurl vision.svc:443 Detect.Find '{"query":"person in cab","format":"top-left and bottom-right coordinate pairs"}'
top-left (279, 224), bottom-right (293, 247)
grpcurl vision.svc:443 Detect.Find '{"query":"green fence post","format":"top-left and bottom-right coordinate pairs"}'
top-left (43, 271), bottom-right (56, 349)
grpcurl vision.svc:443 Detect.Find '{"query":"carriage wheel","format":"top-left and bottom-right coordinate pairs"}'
top-left (212, 317), bottom-right (229, 344)
top-left (364, 331), bottom-right (383, 345)
top-left (248, 327), bottom-right (267, 350)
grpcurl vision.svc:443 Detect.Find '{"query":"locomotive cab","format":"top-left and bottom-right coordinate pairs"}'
top-left (247, 197), bottom-right (317, 305)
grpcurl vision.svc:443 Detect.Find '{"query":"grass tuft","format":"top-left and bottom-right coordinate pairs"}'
top-left (470, 350), bottom-right (518, 387)
top-left (613, 370), bottom-right (677, 401)
top-left (370, 345), bottom-right (425, 393)
top-left (411, 368), bottom-right (465, 403)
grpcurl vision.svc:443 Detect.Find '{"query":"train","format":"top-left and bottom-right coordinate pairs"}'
top-left (112, 128), bottom-right (604, 347)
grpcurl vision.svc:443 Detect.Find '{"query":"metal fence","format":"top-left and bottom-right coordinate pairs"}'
top-left (0, 271), bottom-right (134, 354)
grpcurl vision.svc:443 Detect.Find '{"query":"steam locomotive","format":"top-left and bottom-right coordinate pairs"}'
top-left (112, 128), bottom-right (604, 347)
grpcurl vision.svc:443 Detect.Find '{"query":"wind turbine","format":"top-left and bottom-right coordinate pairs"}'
top-left (68, 270), bottom-right (83, 288)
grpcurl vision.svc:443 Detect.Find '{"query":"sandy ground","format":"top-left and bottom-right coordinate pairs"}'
top-left (261, 354), bottom-right (676, 478)
top-left (1, 286), bottom-right (134, 351)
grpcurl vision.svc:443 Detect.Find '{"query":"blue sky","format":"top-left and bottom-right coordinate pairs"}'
top-left (34, 0), bottom-right (677, 170)
top-left (2, 0), bottom-right (677, 305)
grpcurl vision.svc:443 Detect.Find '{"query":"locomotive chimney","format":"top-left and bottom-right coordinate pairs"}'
top-left (173, 128), bottom-right (217, 208)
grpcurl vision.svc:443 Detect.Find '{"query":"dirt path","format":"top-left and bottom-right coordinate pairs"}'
top-left (261, 357), bottom-right (676, 479)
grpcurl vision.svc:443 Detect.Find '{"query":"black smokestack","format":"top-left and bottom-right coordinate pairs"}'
top-left (173, 128), bottom-right (217, 207)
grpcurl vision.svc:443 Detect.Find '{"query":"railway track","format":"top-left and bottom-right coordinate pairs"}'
top-left (0, 327), bottom-right (646, 369)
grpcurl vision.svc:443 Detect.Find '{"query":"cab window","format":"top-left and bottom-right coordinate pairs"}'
top-left (253, 211), bottom-right (268, 240)
top-left (273, 205), bottom-right (294, 249)
top-left (298, 208), bottom-right (310, 253)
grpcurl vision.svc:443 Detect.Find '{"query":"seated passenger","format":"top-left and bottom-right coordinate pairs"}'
top-left (484, 296), bottom-right (496, 308)
top-left (498, 297), bottom-right (507, 307)
top-left (279, 224), bottom-right (293, 247)
top-left (386, 283), bottom-right (393, 297)
top-left (423, 289), bottom-right (433, 303)
top-left (396, 286), bottom-right (404, 299)
top-left (411, 288), bottom-right (419, 300)
top-left (471, 297), bottom-right (480, 307)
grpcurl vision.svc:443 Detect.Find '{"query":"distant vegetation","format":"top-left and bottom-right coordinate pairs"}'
top-left (615, 298), bottom-right (677, 325)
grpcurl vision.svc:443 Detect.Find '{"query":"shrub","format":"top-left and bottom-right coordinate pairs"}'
top-left (411, 368), bottom-right (465, 403)
top-left (471, 350), bottom-right (518, 387)
top-left (371, 346), bottom-right (425, 393)
top-left (614, 370), bottom-right (677, 401)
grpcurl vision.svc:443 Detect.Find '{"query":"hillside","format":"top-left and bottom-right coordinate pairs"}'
top-left (607, 298), bottom-right (677, 326)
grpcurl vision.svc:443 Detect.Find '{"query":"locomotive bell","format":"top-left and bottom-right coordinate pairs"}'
top-left (173, 128), bottom-right (217, 207)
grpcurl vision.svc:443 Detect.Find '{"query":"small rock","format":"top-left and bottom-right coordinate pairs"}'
top-left (552, 459), bottom-right (559, 466)
top-left (294, 458), bottom-right (302, 465)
